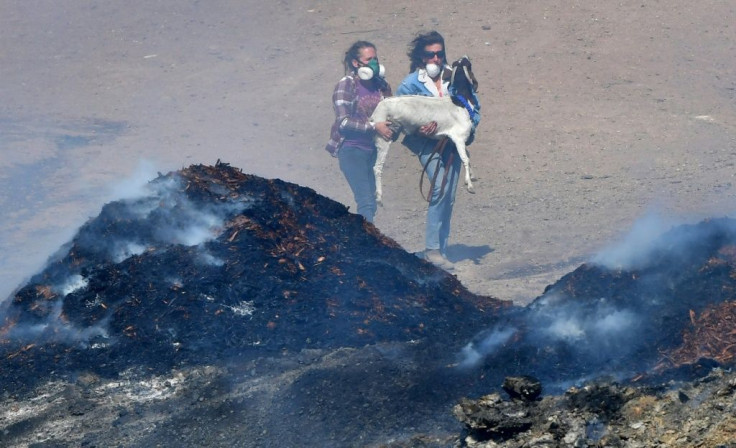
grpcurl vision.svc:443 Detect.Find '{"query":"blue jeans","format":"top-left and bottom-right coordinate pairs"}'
top-left (338, 145), bottom-right (377, 223)
top-left (415, 138), bottom-right (461, 255)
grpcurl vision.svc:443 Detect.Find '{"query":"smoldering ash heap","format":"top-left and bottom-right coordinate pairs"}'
top-left (0, 162), bottom-right (508, 395)
top-left (3, 162), bottom-right (736, 405)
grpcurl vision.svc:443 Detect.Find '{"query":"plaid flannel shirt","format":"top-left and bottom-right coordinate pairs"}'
top-left (325, 75), bottom-right (391, 157)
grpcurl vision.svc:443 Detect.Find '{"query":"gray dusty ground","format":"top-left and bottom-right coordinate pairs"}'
top-left (1, 1), bottom-right (735, 305)
top-left (1, 3), bottom-right (736, 446)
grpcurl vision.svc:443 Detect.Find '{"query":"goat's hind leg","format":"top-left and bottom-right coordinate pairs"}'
top-left (451, 139), bottom-right (475, 194)
top-left (373, 137), bottom-right (391, 205)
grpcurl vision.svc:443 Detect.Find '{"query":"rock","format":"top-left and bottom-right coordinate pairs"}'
top-left (502, 375), bottom-right (542, 402)
top-left (453, 394), bottom-right (533, 441)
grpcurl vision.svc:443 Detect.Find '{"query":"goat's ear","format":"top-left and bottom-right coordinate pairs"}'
top-left (464, 66), bottom-right (479, 92)
top-left (442, 67), bottom-right (452, 82)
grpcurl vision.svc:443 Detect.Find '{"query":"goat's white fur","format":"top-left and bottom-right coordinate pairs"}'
top-left (371, 95), bottom-right (475, 205)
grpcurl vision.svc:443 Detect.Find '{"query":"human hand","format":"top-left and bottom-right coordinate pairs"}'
top-left (419, 121), bottom-right (438, 136)
top-left (374, 121), bottom-right (394, 141)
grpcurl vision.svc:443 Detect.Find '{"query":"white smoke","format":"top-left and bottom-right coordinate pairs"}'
top-left (544, 316), bottom-right (585, 341)
top-left (60, 274), bottom-right (88, 296)
top-left (112, 241), bottom-right (148, 263)
top-left (6, 275), bottom-right (108, 344)
top-left (102, 169), bottom-right (234, 264)
top-left (164, 210), bottom-right (223, 246)
top-left (456, 211), bottom-right (736, 384)
top-left (591, 211), bottom-right (675, 270)
top-left (2, 160), bottom-right (243, 346)
top-left (457, 326), bottom-right (516, 369)
top-left (535, 302), bottom-right (639, 347)
top-left (457, 285), bottom-right (642, 372)
top-left (106, 159), bottom-right (161, 201)
top-left (197, 251), bottom-right (224, 266)
top-left (592, 309), bottom-right (636, 336)
top-left (0, 160), bottom-right (169, 305)
top-left (166, 277), bottom-right (183, 288)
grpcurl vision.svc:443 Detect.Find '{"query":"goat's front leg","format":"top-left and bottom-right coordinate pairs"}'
top-left (468, 152), bottom-right (477, 181)
top-left (373, 138), bottom-right (391, 205)
top-left (452, 138), bottom-right (475, 194)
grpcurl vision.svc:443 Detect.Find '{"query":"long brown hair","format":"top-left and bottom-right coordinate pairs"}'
top-left (407, 31), bottom-right (446, 73)
top-left (343, 40), bottom-right (375, 75)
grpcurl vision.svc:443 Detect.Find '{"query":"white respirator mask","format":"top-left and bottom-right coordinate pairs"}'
top-left (357, 58), bottom-right (385, 81)
top-left (425, 63), bottom-right (441, 79)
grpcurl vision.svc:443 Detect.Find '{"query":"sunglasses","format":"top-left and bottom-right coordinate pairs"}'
top-left (422, 50), bottom-right (446, 59)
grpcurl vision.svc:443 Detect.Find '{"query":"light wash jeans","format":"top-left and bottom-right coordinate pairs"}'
top-left (416, 138), bottom-right (461, 256)
top-left (338, 145), bottom-right (377, 223)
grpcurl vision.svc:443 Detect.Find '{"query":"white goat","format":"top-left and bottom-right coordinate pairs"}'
top-left (371, 56), bottom-right (479, 205)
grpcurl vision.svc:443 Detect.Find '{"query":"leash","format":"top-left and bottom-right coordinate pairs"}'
top-left (419, 137), bottom-right (454, 203)
top-left (451, 93), bottom-right (479, 123)
top-left (418, 77), bottom-right (475, 202)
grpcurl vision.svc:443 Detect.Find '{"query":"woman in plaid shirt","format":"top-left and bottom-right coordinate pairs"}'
top-left (325, 41), bottom-right (393, 223)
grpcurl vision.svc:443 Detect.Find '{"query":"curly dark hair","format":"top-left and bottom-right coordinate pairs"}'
top-left (343, 40), bottom-right (376, 75)
top-left (407, 31), bottom-right (446, 73)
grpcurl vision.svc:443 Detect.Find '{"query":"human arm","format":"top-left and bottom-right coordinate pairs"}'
top-left (334, 76), bottom-right (395, 140)
top-left (373, 121), bottom-right (394, 140)
top-left (332, 76), bottom-right (391, 137)
top-left (332, 77), bottom-right (375, 135)
top-left (396, 80), bottom-right (422, 97)
top-left (418, 121), bottom-right (437, 136)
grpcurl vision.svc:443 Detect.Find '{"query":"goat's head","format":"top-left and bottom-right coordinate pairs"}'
top-left (444, 56), bottom-right (479, 94)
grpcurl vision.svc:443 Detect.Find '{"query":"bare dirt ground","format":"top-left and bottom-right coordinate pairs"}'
top-left (1, 0), bottom-right (735, 305)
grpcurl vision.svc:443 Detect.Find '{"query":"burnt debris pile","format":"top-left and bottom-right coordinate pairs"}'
top-left (452, 368), bottom-right (736, 447)
top-left (3, 163), bottom-right (736, 446)
top-left (446, 219), bottom-right (736, 447)
top-left (465, 218), bottom-right (736, 389)
top-left (0, 163), bottom-right (507, 395)
top-left (4, 164), bottom-right (736, 393)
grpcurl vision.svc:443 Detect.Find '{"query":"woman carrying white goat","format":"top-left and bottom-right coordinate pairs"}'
top-left (325, 41), bottom-right (394, 223)
top-left (396, 31), bottom-right (481, 269)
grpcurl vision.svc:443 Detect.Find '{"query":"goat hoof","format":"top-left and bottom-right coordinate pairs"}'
top-left (467, 186), bottom-right (476, 194)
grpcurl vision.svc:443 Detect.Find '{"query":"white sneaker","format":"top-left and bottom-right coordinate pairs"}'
top-left (423, 249), bottom-right (454, 270)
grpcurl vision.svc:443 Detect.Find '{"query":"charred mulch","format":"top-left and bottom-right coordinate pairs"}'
top-left (445, 218), bottom-right (736, 448)
top-left (3, 163), bottom-right (736, 447)
top-left (0, 162), bottom-right (508, 395)
top-left (471, 218), bottom-right (736, 388)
